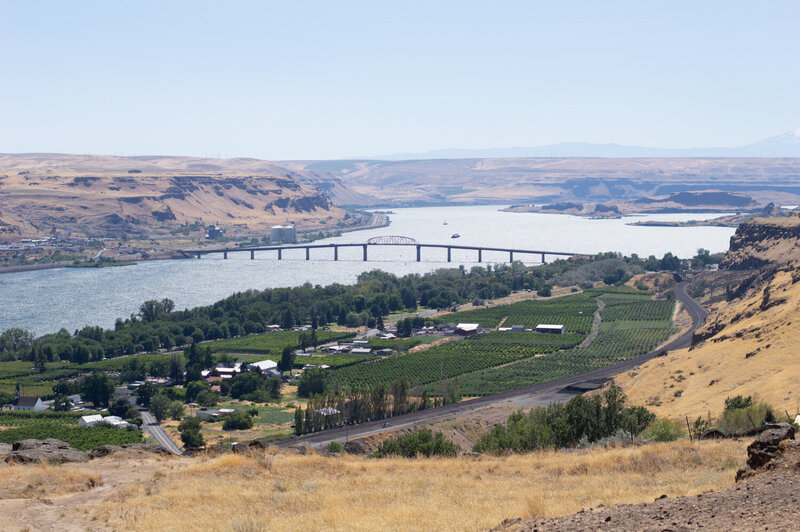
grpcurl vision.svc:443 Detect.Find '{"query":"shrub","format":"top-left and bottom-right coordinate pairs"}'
top-left (641, 418), bottom-right (686, 442)
top-left (717, 401), bottom-right (776, 435)
top-left (724, 395), bottom-right (754, 412)
top-left (327, 440), bottom-right (344, 454)
top-left (373, 429), bottom-right (460, 458)
top-left (181, 428), bottom-right (204, 448)
top-left (223, 411), bottom-right (254, 431)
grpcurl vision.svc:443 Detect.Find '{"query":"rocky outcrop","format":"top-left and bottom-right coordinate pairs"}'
top-left (5, 439), bottom-right (90, 464)
top-left (720, 216), bottom-right (800, 270)
top-left (735, 422), bottom-right (795, 481)
top-left (0, 442), bottom-right (11, 460)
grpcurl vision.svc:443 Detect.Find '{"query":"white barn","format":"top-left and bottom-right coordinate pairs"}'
top-left (536, 324), bottom-right (566, 334)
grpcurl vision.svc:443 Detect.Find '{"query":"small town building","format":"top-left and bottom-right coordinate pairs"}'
top-left (455, 323), bottom-right (481, 336)
top-left (11, 384), bottom-right (44, 411)
top-left (536, 324), bottom-right (566, 334)
top-left (510, 325), bottom-right (525, 332)
top-left (351, 347), bottom-right (372, 354)
top-left (206, 225), bottom-right (225, 239)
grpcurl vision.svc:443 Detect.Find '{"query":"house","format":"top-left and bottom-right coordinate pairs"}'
top-left (351, 347), bottom-right (372, 354)
top-left (248, 359), bottom-right (278, 372)
top-left (266, 324), bottom-right (282, 331)
top-left (455, 323), bottom-right (481, 336)
top-left (11, 384), bottom-right (44, 411)
top-left (536, 324), bottom-right (566, 334)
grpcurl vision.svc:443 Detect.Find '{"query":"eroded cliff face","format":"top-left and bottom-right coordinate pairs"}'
top-left (0, 154), bottom-right (347, 239)
top-left (720, 215), bottom-right (800, 270)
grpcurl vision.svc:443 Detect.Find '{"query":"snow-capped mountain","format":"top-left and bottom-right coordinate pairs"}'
top-left (371, 131), bottom-right (800, 159)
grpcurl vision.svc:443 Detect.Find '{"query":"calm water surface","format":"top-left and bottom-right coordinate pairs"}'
top-left (1, 205), bottom-right (735, 335)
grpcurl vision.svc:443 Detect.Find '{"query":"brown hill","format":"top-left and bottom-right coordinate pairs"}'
top-left (615, 216), bottom-right (800, 420)
top-left (286, 157), bottom-right (800, 207)
top-left (0, 154), bottom-right (347, 240)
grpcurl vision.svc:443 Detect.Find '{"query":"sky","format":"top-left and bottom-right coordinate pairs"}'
top-left (1, 1), bottom-right (799, 160)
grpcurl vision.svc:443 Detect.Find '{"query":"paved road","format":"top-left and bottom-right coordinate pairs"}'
top-left (141, 410), bottom-right (183, 455)
top-left (276, 281), bottom-right (707, 449)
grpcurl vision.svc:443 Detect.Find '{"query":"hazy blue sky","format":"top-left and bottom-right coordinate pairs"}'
top-left (1, 1), bottom-right (798, 159)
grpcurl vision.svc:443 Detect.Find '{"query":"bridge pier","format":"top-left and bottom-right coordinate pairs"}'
top-left (305, 247), bottom-right (310, 260)
top-left (334, 246), bottom-right (338, 261)
top-left (416, 245), bottom-right (421, 262)
top-left (363, 245), bottom-right (367, 261)
top-left (250, 250), bottom-right (254, 260)
top-left (196, 253), bottom-right (201, 259)
top-left (223, 251), bottom-right (227, 259)
top-left (447, 247), bottom-right (451, 262)
top-left (478, 249), bottom-right (482, 263)
top-left (278, 249), bottom-right (282, 260)
top-left (509, 251), bottom-right (513, 262)
top-left (541, 252), bottom-right (545, 264)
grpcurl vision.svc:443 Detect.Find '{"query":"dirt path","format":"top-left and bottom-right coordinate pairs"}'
top-left (578, 297), bottom-right (605, 348)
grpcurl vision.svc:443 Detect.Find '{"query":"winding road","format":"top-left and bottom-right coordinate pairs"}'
top-left (140, 410), bottom-right (183, 455)
top-left (276, 281), bottom-right (708, 449)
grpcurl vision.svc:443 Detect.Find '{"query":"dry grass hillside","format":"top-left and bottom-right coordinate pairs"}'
top-left (286, 157), bottom-right (800, 207)
top-left (617, 216), bottom-right (800, 421)
top-left (0, 154), bottom-right (347, 240)
top-left (0, 441), bottom-right (744, 531)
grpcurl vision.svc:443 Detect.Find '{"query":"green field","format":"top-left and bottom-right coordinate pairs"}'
top-left (328, 289), bottom-right (675, 393)
top-left (437, 295), bottom-right (597, 333)
top-left (0, 411), bottom-right (143, 450)
top-left (208, 330), bottom-right (355, 355)
top-left (454, 295), bottom-right (676, 396)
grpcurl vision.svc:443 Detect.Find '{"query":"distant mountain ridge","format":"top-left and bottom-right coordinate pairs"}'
top-left (371, 130), bottom-right (800, 160)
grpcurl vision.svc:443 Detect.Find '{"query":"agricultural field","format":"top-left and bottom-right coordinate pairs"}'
top-left (366, 336), bottom-right (442, 351)
top-left (437, 295), bottom-right (596, 333)
top-left (207, 330), bottom-right (354, 355)
top-left (0, 411), bottom-right (143, 450)
top-left (455, 296), bottom-right (676, 396)
top-left (329, 289), bottom-right (675, 393)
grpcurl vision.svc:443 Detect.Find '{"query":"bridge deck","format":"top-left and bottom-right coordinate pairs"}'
top-left (188, 242), bottom-right (581, 257)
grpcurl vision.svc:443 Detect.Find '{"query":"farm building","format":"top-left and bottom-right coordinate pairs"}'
top-left (78, 415), bottom-right (132, 429)
top-left (455, 323), bottom-right (482, 336)
top-left (510, 325), bottom-right (525, 332)
top-left (248, 359), bottom-right (278, 372)
top-left (351, 347), bottom-right (372, 354)
top-left (270, 225), bottom-right (297, 243)
top-left (536, 324), bottom-right (566, 334)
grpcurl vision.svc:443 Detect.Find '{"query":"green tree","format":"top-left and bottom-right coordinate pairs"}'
top-left (222, 411), bottom-right (254, 430)
top-left (109, 398), bottom-right (133, 417)
top-left (52, 394), bottom-right (72, 412)
top-left (278, 346), bottom-right (295, 373)
top-left (294, 407), bottom-right (304, 435)
top-left (135, 382), bottom-right (157, 407)
top-left (80, 373), bottom-right (114, 408)
top-left (168, 400), bottom-right (185, 421)
top-left (150, 393), bottom-right (171, 422)
top-left (181, 428), bottom-right (205, 448)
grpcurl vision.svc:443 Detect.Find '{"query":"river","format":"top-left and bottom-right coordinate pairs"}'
top-left (0, 205), bottom-right (735, 335)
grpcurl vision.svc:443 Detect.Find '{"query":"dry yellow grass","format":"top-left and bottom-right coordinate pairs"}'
top-left (0, 462), bottom-right (102, 499)
top-left (94, 440), bottom-right (744, 532)
top-left (617, 267), bottom-right (800, 420)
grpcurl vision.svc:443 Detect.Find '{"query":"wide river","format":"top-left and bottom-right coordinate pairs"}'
top-left (1, 205), bottom-right (735, 335)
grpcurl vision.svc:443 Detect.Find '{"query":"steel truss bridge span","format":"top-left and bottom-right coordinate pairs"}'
top-left (186, 237), bottom-right (585, 264)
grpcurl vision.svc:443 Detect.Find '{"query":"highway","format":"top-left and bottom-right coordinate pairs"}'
top-left (141, 410), bottom-right (183, 455)
top-left (276, 281), bottom-right (707, 449)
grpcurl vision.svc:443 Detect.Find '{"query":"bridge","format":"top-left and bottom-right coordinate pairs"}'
top-left (185, 235), bottom-right (586, 264)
